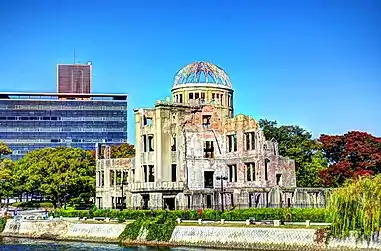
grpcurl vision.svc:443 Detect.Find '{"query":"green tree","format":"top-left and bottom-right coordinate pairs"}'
top-left (328, 175), bottom-right (381, 241)
top-left (0, 159), bottom-right (15, 205)
top-left (0, 141), bottom-right (12, 160)
top-left (111, 143), bottom-right (135, 158)
top-left (16, 147), bottom-right (95, 208)
top-left (259, 119), bottom-right (327, 187)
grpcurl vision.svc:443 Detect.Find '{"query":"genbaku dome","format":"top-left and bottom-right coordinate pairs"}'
top-left (95, 62), bottom-right (329, 210)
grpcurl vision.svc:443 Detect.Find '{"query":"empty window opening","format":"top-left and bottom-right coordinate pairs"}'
top-left (220, 94), bottom-right (224, 105)
top-left (206, 195), bottom-right (212, 208)
top-left (216, 94), bottom-right (220, 103)
top-left (228, 94), bottom-right (233, 107)
top-left (189, 93), bottom-right (194, 100)
top-left (212, 93), bottom-right (215, 100)
top-left (287, 198), bottom-right (291, 208)
top-left (264, 159), bottom-right (270, 181)
top-left (171, 136), bottom-right (176, 151)
top-left (148, 165), bottom-right (155, 182)
top-left (195, 92), bottom-right (200, 99)
top-left (245, 162), bottom-right (255, 181)
top-left (142, 194), bottom-right (149, 210)
top-left (142, 135), bottom-right (147, 152)
top-left (204, 171), bottom-right (214, 188)
top-left (204, 141), bottom-right (214, 158)
top-left (171, 164), bottom-right (177, 182)
top-left (276, 174), bottom-right (282, 186)
top-left (244, 132), bottom-right (255, 150)
top-left (230, 193), bottom-right (234, 206)
top-left (227, 134), bottom-right (237, 152)
top-left (187, 195), bottom-right (191, 209)
top-left (164, 198), bottom-right (175, 210)
top-left (143, 116), bottom-right (152, 126)
top-left (201, 92), bottom-right (205, 100)
top-left (228, 164), bottom-right (238, 182)
top-left (143, 165), bottom-right (148, 182)
top-left (101, 171), bottom-right (104, 186)
top-left (202, 115), bottom-right (211, 128)
top-left (148, 135), bottom-right (154, 152)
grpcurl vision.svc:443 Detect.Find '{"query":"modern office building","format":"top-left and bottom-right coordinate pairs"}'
top-left (0, 92), bottom-right (128, 160)
top-left (57, 63), bottom-right (92, 94)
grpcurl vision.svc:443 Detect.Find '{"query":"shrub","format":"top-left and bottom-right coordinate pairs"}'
top-left (0, 218), bottom-right (7, 233)
top-left (119, 213), bottom-right (177, 242)
top-left (11, 201), bottom-right (54, 209)
top-left (53, 207), bottom-right (330, 222)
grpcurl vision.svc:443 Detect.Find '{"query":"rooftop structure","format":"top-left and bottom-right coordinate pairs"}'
top-left (57, 63), bottom-right (92, 94)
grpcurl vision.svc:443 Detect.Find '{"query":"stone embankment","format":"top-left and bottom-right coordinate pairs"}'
top-left (2, 219), bottom-right (381, 250)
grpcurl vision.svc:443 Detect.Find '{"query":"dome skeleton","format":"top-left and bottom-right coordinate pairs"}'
top-left (173, 62), bottom-right (232, 88)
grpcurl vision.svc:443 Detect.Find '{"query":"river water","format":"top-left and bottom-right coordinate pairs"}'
top-left (0, 238), bottom-right (232, 251)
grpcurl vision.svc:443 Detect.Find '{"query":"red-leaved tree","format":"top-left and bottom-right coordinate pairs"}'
top-left (318, 131), bottom-right (381, 187)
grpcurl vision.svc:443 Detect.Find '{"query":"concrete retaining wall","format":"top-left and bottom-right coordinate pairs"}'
top-left (2, 220), bottom-right (381, 250)
top-left (169, 226), bottom-right (381, 251)
top-left (2, 219), bottom-right (125, 242)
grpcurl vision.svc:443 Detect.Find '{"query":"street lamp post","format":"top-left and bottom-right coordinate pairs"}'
top-left (216, 175), bottom-right (228, 212)
top-left (117, 181), bottom-right (128, 210)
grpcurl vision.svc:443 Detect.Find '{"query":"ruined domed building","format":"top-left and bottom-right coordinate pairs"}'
top-left (95, 62), bottom-right (329, 210)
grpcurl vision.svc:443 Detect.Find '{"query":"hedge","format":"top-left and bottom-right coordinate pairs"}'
top-left (12, 201), bottom-right (54, 209)
top-left (52, 208), bottom-right (330, 222)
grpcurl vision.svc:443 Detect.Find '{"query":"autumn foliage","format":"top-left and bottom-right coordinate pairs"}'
top-left (319, 131), bottom-right (381, 187)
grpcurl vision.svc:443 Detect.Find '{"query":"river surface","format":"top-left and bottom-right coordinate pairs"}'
top-left (0, 238), bottom-right (234, 251)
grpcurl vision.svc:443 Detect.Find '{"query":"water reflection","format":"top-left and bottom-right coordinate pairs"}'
top-left (0, 238), bottom-right (232, 251)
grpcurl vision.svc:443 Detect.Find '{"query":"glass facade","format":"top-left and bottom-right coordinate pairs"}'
top-left (0, 93), bottom-right (127, 161)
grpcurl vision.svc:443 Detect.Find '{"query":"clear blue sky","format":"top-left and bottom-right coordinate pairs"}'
top-left (1, 0), bottom-right (380, 144)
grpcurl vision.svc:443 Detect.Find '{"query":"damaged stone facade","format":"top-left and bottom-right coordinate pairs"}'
top-left (95, 62), bottom-right (331, 210)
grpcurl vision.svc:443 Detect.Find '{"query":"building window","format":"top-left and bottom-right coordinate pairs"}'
top-left (179, 94), bottom-right (183, 103)
top-left (244, 132), bottom-right (255, 150)
top-left (189, 93), bottom-right (194, 100)
top-left (143, 116), bottom-right (152, 126)
top-left (171, 135), bottom-right (176, 151)
top-left (245, 162), bottom-right (255, 181)
top-left (142, 135), bottom-right (147, 152)
top-left (201, 92), bottom-right (205, 101)
top-left (276, 174), bottom-right (282, 186)
top-left (228, 164), bottom-right (237, 182)
top-left (227, 134), bottom-right (237, 152)
top-left (195, 92), bottom-right (200, 99)
top-left (202, 115), bottom-right (211, 128)
top-left (264, 159), bottom-right (270, 181)
top-left (204, 141), bottom-right (214, 158)
top-left (148, 135), bottom-right (154, 152)
top-left (220, 94), bottom-right (224, 105)
top-left (148, 165), bottom-right (155, 182)
top-left (171, 164), bottom-right (177, 182)
top-left (143, 165), bottom-right (148, 182)
top-left (204, 171), bottom-right (214, 188)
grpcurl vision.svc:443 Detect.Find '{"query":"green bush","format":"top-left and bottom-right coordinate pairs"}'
top-left (119, 213), bottom-right (177, 242)
top-left (11, 201), bottom-right (54, 209)
top-left (52, 209), bottom-right (89, 218)
top-left (0, 218), bottom-right (7, 233)
top-left (53, 208), bottom-right (330, 222)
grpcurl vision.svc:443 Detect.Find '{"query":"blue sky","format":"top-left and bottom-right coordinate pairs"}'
top-left (0, 0), bottom-right (380, 144)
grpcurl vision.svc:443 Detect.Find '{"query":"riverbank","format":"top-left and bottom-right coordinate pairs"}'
top-left (2, 219), bottom-right (381, 250)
